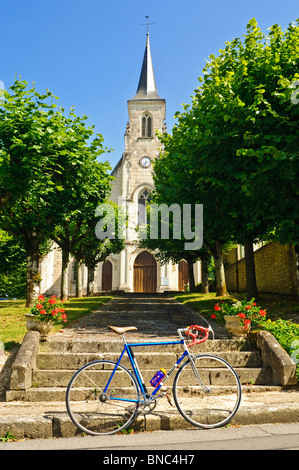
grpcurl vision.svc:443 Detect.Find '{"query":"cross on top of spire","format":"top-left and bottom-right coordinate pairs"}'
top-left (131, 17), bottom-right (161, 100)
top-left (141, 16), bottom-right (155, 34)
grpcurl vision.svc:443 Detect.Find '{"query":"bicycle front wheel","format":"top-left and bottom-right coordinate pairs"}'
top-left (173, 354), bottom-right (241, 429)
top-left (66, 360), bottom-right (140, 435)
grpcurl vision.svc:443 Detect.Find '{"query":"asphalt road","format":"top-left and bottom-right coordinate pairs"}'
top-left (1, 423), bottom-right (299, 451)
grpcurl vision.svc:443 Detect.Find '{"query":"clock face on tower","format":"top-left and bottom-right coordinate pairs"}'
top-left (140, 156), bottom-right (151, 168)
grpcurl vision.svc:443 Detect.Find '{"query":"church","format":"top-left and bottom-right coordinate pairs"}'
top-left (39, 33), bottom-right (202, 296)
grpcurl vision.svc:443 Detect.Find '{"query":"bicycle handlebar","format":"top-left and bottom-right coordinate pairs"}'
top-left (178, 324), bottom-right (212, 348)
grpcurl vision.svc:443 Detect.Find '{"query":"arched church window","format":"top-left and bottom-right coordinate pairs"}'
top-left (141, 113), bottom-right (152, 138)
top-left (138, 190), bottom-right (152, 225)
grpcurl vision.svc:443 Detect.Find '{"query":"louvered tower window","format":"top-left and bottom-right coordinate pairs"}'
top-left (141, 113), bottom-right (152, 137)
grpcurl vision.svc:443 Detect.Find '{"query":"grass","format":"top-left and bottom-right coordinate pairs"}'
top-left (0, 295), bottom-right (113, 350)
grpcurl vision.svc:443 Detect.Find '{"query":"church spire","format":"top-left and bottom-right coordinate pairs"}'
top-left (132, 33), bottom-right (161, 100)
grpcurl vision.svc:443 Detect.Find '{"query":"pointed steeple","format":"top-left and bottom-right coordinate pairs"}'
top-left (132, 33), bottom-right (161, 100)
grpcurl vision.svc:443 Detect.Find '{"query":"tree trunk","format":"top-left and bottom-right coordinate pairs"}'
top-left (61, 250), bottom-right (69, 301)
top-left (211, 241), bottom-right (228, 297)
top-left (75, 258), bottom-right (83, 298)
top-left (244, 237), bottom-right (259, 301)
top-left (293, 244), bottom-right (299, 300)
top-left (25, 235), bottom-right (41, 307)
top-left (87, 266), bottom-right (95, 296)
top-left (201, 252), bottom-right (210, 294)
top-left (186, 259), bottom-right (196, 292)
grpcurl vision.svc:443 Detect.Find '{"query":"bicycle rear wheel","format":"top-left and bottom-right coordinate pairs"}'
top-left (173, 354), bottom-right (241, 429)
top-left (66, 360), bottom-right (140, 435)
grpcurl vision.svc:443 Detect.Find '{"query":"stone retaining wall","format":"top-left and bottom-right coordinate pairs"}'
top-left (225, 242), bottom-right (297, 295)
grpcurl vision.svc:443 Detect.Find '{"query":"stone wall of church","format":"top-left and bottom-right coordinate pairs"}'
top-left (225, 242), bottom-right (297, 295)
top-left (39, 245), bottom-right (90, 297)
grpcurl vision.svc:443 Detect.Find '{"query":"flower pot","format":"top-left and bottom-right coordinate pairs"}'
top-left (224, 315), bottom-right (251, 337)
top-left (25, 314), bottom-right (53, 341)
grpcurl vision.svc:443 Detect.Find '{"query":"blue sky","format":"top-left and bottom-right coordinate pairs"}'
top-left (1, 0), bottom-right (297, 168)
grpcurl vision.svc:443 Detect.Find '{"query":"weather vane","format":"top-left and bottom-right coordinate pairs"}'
top-left (141, 15), bottom-right (155, 34)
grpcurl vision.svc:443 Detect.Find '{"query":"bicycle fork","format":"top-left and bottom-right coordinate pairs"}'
top-left (188, 354), bottom-right (211, 393)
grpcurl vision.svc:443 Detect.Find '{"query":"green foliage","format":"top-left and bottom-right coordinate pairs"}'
top-left (0, 431), bottom-right (17, 442)
top-left (0, 79), bottom-right (113, 303)
top-left (0, 230), bottom-right (26, 298)
top-left (157, 18), bottom-right (299, 246)
top-left (0, 270), bottom-right (26, 299)
top-left (260, 319), bottom-right (299, 381)
top-left (153, 18), bottom-right (299, 298)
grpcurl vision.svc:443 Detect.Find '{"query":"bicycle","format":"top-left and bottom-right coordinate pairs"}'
top-left (66, 323), bottom-right (242, 435)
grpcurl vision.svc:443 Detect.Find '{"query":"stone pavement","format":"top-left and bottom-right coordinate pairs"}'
top-left (1, 294), bottom-right (299, 441)
top-left (57, 293), bottom-right (228, 341)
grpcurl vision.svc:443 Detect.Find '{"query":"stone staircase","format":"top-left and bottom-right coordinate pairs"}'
top-left (6, 335), bottom-right (277, 402)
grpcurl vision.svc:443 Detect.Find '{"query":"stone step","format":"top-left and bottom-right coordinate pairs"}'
top-left (6, 380), bottom-right (277, 402)
top-left (40, 337), bottom-right (256, 354)
top-left (36, 350), bottom-right (263, 371)
top-left (32, 365), bottom-right (272, 388)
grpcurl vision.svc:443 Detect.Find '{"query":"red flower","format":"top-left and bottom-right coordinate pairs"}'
top-left (211, 314), bottom-right (217, 319)
top-left (61, 313), bottom-right (67, 322)
top-left (36, 303), bottom-right (43, 309)
top-left (214, 304), bottom-right (221, 311)
top-left (243, 319), bottom-right (251, 329)
top-left (49, 299), bottom-right (57, 304)
top-left (40, 309), bottom-right (46, 315)
top-left (58, 308), bottom-right (65, 313)
top-left (259, 309), bottom-right (267, 316)
top-left (38, 295), bottom-right (44, 301)
top-left (238, 313), bottom-right (246, 319)
top-left (252, 302), bottom-right (257, 306)
top-left (245, 305), bottom-right (251, 310)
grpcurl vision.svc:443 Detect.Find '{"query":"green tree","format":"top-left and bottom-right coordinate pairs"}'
top-left (0, 80), bottom-right (66, 305)
top-left (155, 19), bottom-right (299, 299)
top-left (0, 79), bottom-right (111, 305)
top-left (48, 133), bottom-right (112, 300)
top-left (0, 229), bottom-right (26, 298)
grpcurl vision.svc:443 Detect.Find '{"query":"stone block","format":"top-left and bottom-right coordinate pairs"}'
top-left (0, 415), bottom-right (52, 440)
top-left (254, 330), bottom-right (297, 385)
top-left (10, 331), bottom-right (40, 390)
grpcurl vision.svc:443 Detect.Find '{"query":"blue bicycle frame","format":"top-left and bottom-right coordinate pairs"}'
top-left (102, 334), bottom-right (190, 403)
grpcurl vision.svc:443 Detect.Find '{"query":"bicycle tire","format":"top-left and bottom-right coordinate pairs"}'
top-left (173, 354), bottom-right (241, 429)
top-left (66, 360), bottom-right (140, 435)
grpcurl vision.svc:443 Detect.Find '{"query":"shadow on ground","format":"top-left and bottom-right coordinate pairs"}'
top-left (61, 294), bottom-right (227, 340)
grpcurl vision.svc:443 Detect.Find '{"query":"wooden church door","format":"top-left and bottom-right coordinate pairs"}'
top-left (102, 260), bottom-right (112, 291)
top-left (178, 259), bottom-right (189, 291)
top-left (133, 251), bottom-right (157, 293)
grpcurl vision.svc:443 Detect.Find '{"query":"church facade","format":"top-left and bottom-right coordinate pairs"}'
top-left (39, 33), bottom-right (201, 296)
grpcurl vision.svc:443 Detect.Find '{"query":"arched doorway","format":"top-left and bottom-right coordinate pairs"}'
top-left (102, 260), bottom-right (112, 291)
top-left (178, 259), bottom-right (189, 291)
top-left (133, 251), bottom-right (157, 293)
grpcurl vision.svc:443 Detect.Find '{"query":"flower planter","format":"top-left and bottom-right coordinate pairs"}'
top-left (25, 313), bottom-right (53, 341)
top-left (224, 315), bottom-right (251, 337)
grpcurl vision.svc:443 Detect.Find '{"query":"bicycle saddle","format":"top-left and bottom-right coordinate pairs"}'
top-left (109, 325), bottom-right (138, 334)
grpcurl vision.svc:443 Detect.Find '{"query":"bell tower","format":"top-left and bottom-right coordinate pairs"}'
top-left (125, 32), bottom-right (166, 175)
top-left (109, 31), bottom-right (168, 293)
